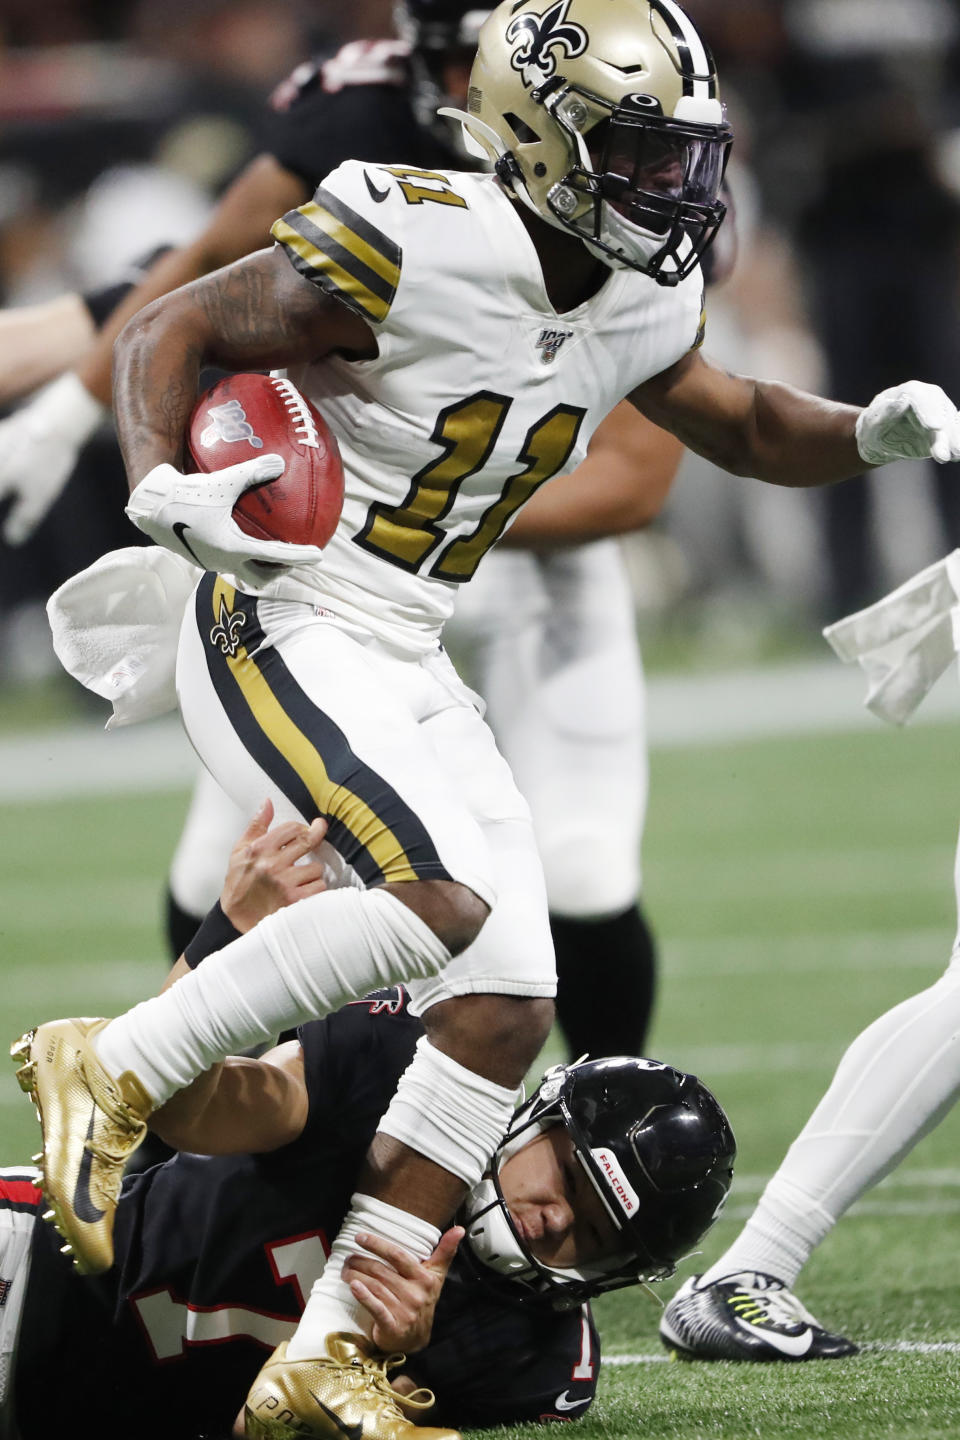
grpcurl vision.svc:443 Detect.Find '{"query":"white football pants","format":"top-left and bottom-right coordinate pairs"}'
top-left (446, 539), bottom-right (646, 918)
top-left (176, 576), bottom-right (555, 1009)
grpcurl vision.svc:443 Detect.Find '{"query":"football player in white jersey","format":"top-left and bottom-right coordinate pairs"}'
top-left (0, 0), bottom-right (678, 1064)
top-left (14, 2), bottom-right (960, 1436)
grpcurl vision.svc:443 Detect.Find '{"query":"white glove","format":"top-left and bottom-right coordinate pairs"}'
top-left (855, 380), bottom-right (960, 467)
top-left (0, 372), bottom-right (107, 544)
top-left (125, 456), bottom-right (325, 590)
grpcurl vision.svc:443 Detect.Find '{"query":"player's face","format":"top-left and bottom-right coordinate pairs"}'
top-left (498, 1125), bottom-right (622, 1270)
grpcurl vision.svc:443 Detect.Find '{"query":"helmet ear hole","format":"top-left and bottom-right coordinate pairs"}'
top-left (503, 111), bottom-right (541, 144)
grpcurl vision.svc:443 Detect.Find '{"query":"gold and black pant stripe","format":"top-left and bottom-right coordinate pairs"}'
top-left (196, 575), bottom-right (453, 888)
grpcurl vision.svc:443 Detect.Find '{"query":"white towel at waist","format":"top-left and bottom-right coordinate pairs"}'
top-left (46, 546), bottom-right (201, 729)
top-left (823, 550), bottom-right (960, 725)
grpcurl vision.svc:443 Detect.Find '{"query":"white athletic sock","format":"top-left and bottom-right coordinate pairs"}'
top-left (701, 964), bottom-right (960, 1289)
top-left (94, 888), bottom-right (450, 1105)
top-left (287, 1194), bottom-right (440, 1358)
top-left (286, 1042), bottom-right (519, 1357)
top-left (377, 1036), bottom-right (521, 1187)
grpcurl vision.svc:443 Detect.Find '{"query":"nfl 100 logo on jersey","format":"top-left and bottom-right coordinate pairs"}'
top-left (535, 328), bottom-right (573, 364)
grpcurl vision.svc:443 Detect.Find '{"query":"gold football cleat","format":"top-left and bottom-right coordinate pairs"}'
top-left (244, 1334), bottom-right (461, 1440)
top-left (10, 1018), bottom-right (152, 1275)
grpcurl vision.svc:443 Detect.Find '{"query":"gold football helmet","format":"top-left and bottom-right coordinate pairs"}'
top-left (441, 0), bottom-right (732, 283)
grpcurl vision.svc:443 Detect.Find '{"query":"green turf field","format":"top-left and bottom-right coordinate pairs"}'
top-left (3, 717), bottom-right (960, 1436)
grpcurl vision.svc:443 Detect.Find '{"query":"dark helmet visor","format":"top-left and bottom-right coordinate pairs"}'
top-left (599, 111), bottom-right (732, 238)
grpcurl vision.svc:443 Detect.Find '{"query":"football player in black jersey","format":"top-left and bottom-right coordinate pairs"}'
top-left (1, 808), bottom-right (736, 1440)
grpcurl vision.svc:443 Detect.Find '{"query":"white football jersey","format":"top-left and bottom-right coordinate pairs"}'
top-left (243, 161), bottom-right (703, 653)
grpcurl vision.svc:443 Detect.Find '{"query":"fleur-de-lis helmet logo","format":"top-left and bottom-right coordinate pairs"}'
top-left (210, 596), bottom-right (247, 658)
top-left (506, 0), bottom-right (589, 88)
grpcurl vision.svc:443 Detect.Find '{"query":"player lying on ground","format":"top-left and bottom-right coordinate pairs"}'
top-left (2, 806), bottom-right (735, 1440)
top-left (14, 2), bottom-right (960, 1437)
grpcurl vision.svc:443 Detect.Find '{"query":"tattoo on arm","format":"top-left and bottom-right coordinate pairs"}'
top-left (196, 261), bottom-right (326, 365)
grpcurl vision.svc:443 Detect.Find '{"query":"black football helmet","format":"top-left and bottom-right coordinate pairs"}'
top-left (461, 1055), bottom-right (736, 1309)
top-left (395, 0), bottom-right (492, 139)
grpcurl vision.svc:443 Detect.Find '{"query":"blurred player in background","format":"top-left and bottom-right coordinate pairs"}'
top-left (2, 802), bottom-right (736, 1436)
top-left (0, 0), bottom-right (681, 1062)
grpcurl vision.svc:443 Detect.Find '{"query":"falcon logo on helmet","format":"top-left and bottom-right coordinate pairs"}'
top-left (506, 1), bottom-right (588, 88)
top-left (440, 0), bottom-right (733, 284)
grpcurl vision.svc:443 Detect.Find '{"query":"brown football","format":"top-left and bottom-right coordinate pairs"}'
top-left (187, 372), bottom-right (344, 550)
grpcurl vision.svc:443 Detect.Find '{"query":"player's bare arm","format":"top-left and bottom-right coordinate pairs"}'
top-left (500, 400), bottom-right (684, 547)
top-left (113, 245), bottom-right (373, 487)
top-left (629, 347), bottom-right (863, 487)
top-left (151, 1039), bottom-right (310, 1155)
top-left (79, 154), bottom-right (311, 407)
top-left (0, 292), bottom-right (96, 404)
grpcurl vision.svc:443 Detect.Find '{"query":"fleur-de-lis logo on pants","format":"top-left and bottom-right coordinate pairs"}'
top-left (210, 597), bottom-right (247, 658)
top-left (506, 1), bottom-right (588, 88)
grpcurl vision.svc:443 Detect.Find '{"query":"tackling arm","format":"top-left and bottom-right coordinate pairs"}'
top-left (499, 400), bottom-right (684, 547)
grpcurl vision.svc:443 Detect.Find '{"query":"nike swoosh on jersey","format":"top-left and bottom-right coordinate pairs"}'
top-left (363, 169), bottom-right (391, 204)
top-left (553, 1391), bottom-right (591, 1411)
top-left (172, 521), bottom-right (203, 566)
top-left (72, 1109), bottom-right (106, 1223)
top-left (312, 1395), bottom-right (364, 1440)
top-left (732, 1313), bottom-right (814, 1357)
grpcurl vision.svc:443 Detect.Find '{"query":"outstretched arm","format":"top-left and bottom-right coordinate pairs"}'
top-left (629, 348), bottom-right (862, 487)
top-left (630, 348), bottom-right (960, 485)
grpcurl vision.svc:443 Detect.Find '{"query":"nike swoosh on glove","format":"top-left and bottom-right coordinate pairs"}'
top-left (125, 457), bottom-right (325, 590)
top-left (855, 380), bottom-right (960, 467)
top-left (0, 373), bottom-right (106, 545)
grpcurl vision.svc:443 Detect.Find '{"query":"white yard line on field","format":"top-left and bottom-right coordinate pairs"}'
top-left (646, 658), bottom-right (959, 748)
top-left (2, 658), bottom-right (957, 803)
top-left (606, 1340), bottom-right (960, 1365)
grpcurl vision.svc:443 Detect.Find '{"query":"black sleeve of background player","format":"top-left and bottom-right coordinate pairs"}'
top-left (406, 1275), bottom-right (601, 1428)
top-left (80, 244), bottom-right (173, 327)
top-left (293, 989), bottom-right (422, 1153)
top-left (183, 902), bottom-right (241, 969)
top-left (261, 82), bottom-right (424, 190)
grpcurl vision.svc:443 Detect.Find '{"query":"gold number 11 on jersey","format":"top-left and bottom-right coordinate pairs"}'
top-left (354, 390), bottom-right (586, 581)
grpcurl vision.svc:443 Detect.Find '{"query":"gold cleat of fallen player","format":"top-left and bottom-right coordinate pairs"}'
top-left (244, 1334), bottom-right (461, 1440)
top-left (10, 1018), bottom-right (152, 1275)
